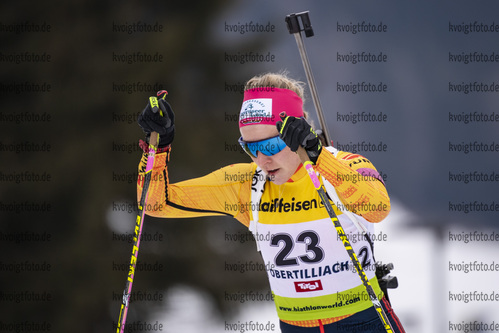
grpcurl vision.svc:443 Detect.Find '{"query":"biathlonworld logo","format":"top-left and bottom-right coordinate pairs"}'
top-left (294, 280), bottom-right (323, 292)
top-left (239, 98), bottom-right (274, 124)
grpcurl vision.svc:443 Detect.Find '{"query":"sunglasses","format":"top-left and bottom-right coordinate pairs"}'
top-left (238, 135), bottom-right (287, 158)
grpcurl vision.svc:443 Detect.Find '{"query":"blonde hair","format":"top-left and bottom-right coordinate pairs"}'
top-left (244, 71), bottom-right (311, 119)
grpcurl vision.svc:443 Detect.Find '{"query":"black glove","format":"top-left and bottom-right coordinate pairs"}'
top-left (276, 114), bottom-right (322, 164)
top-left (138, 93), bottom-right (175, 148)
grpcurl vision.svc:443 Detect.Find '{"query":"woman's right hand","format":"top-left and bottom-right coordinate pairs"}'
top-left (137, 91), bottom-right (175, 148)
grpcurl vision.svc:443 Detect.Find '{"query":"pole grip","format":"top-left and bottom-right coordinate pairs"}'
top-left (296, 146), bottom-right (311, 165)
top-left (149, 132), bottom-right (159, 148)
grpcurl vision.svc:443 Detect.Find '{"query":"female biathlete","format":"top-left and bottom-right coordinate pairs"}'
top-left (136, 72), bottom-right (406, 333)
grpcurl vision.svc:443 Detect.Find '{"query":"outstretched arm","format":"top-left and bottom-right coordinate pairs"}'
top-left (137, 147), bottom-right (254, 227)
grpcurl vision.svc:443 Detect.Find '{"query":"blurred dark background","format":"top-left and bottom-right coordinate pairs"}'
top-left (1, 1), bottom-right (498, 332)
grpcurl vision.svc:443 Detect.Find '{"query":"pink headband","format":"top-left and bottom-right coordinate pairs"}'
top-left (239, 87), bottom-right (304, 127)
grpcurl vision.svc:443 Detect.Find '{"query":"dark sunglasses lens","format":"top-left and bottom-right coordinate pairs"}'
top-left (239, 136), bottom-right (286, 157)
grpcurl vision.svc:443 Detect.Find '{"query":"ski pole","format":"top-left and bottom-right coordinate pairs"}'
top-left (116, 90), bottom-right (167, 333)
top-left (295, 143), bottom-right (395, 333)
top-left (285, 11), bottom-right (331, 145)
top-left (284, 11), bottom-right (396, 332)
